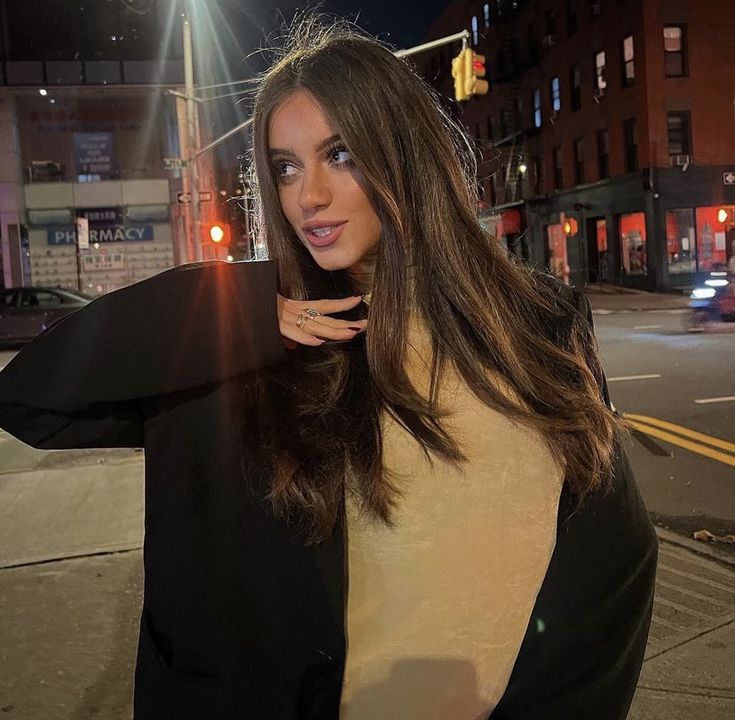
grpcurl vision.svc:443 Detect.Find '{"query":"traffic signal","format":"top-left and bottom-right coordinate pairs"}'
top-left (451, 48), bottom-right (490, 102)
top-left (209, 224), bottom-right (225, 243)
top-left (202, 222), bottom-right (230, 246)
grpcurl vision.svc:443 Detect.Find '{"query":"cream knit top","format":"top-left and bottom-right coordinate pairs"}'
top-left (339, 316), bottom-right (563, 720)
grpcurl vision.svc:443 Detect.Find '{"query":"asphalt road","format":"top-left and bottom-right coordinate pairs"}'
top-left (594, 310), bottom-right (735, 544)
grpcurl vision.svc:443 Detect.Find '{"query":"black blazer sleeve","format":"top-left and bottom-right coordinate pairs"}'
top-left (0, 260), bottom-right (285, 450)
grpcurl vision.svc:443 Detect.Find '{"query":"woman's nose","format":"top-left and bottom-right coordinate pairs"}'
top-left (299, 166), bottom-right (331, 212)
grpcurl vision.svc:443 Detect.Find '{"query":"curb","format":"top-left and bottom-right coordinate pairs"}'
top-left (654, 526), bottom-right (735, 567)
top-left (591, 307), bottom-right (689, 314)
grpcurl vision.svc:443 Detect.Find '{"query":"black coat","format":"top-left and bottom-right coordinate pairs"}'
top-left (0, 260), bottom-right (657, 720)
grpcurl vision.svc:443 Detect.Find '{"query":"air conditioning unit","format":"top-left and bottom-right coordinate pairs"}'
top-left (541, 34), bottom-right (556, 49)
top-left (671, 154), bottom-right (691, 169)
top-left (592, 87), bottom-right (606, 103)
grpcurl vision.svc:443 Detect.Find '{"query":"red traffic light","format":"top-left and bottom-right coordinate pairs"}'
top-left (209, 224), bottom-right (225, 243)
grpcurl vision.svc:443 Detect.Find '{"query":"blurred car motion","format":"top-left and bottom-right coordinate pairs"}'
top-left (0, 287), bottom-right (91, 346)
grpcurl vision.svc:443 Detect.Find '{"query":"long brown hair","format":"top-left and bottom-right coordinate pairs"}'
top-left (249, 18), bottom-right (621, 542)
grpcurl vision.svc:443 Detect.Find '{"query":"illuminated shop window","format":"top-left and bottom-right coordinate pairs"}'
top-left (619, 212), bottom-right (647, 276)
top-left (666, 209), bottom-right (696, 274)
top-left (695, 206), bottom-right (732, 272)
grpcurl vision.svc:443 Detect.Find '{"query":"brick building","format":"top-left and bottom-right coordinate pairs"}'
top-left (420, 0), bottom-right (735, 290)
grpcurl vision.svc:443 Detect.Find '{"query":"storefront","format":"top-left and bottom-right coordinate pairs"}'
top-left (28, 204), bottom-right (175, 295)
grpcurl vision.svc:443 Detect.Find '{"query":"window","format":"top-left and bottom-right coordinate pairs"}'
top-left (550, 76), bottom-right (561, 112)
top-left (532, 154), bottom-right (544, 195)
top-left (696, 206), bottom-right (731, 272)
top-left (527, 24), bottom-right (539, 65)
top-left (589, 0), bottom-right (602, 18)
top-left (483, 3), bottom-right (491, 28)
top-left (623, 118), bottom-right (638, 171)
top-left (622, 35), bottom-right (635, 85)
top-left (533, 89), bottom-right (542, 128)
top-left (667, 111), bottom-right (691, 156)
top-left (546, 10), bottom-right (557, 36)
top-left (566, 0), bottom-right (578, 35)
top-left (596, 128), bottom-right (609, 179)
top-left (666, 209), bottom-right (696, 274)
top-left (620, 213), bottom-right (647, 276)
top-left (664, 26), bottom-right (687, 77)
top-left (573, 138), bottom-right (585, 184)
top-left (595, 51), bottom-right (607, 97)
top-left (472, 16), bottom-right (479, 45)
top-left (552, 145), bottom-right (563, 189)
top-left (1, 290), bottom-right (18, 308)
top-left (570, 65), bottom-right (582, 110)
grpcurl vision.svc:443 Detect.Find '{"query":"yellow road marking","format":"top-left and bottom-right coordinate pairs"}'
top-left (623, 413), bottom-right (735, 454)
top-left (626, 420), bottom-right (735, 468)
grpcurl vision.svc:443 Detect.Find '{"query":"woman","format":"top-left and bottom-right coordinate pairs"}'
top-left (0, 19), bottom-right (656, 720)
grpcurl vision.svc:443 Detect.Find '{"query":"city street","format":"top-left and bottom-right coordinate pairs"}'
top-left (594, 309), bottom-right (735, 545)
top-left (2, 305), bottom-right (735, 719)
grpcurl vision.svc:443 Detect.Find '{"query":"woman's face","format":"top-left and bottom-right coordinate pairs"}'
top-left (267, 90), bottom-right (382, 272)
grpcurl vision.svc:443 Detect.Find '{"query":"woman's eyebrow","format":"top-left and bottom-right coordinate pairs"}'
top-left (267, 134), bottom-right (341, 157)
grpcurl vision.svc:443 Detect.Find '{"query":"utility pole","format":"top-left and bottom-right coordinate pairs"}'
top-left (182, 6), bottom-right (202, 262)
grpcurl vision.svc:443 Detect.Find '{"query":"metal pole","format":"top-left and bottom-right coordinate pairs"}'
top-left (185, 31), bottom-right (470, 160)
top-left (183, 9), bottom-right (202, 262)
top-left (394, 30), bottom-right (469, 58)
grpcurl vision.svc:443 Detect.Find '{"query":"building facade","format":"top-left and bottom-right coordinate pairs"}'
top-left (421, 0), bottom-right (735, 291)
top-left (0, 0), bottom-right (226, 296)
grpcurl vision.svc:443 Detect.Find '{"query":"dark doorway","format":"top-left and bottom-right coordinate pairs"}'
top-left (586, 217), bottom-right (608, 284)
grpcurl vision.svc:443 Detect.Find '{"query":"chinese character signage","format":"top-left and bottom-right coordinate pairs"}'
top-left (73, 132), bottom-right (115, 178)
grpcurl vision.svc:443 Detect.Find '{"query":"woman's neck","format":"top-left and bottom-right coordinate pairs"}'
top-left (348, 247), bottom-right (378, 300)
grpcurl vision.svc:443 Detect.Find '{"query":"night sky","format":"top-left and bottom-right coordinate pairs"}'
top-left (200, 0), bottom-right (454, 160)
top-left (223, 0), bottom-right (452, 58)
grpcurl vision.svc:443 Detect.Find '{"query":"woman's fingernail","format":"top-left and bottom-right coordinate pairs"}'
top-left (349, 326), bottom-right (364, 332)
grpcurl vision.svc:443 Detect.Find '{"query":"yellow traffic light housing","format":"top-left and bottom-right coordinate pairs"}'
top-left (452, 47), bottom-right (490, 102)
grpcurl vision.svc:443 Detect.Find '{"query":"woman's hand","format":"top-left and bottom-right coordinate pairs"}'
top-left (277, 294), bottom-right (367, 349)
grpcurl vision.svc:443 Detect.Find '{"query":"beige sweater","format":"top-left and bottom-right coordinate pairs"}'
top-left (339, 321), bottom-right (563, 720)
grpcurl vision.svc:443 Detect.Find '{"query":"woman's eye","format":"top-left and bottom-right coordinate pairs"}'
top-left (329, 146), bottom-right (352, 165)
top-left (275, 161), bottom-right (297, 179)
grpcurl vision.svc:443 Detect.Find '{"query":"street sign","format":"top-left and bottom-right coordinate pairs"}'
top-left (76, 216), bottom-right (89, 250)
top-left (177, 191), bottom-right (213, 203)
top-left (164, 157), bottom-right (186, 170)
top-left (723, 171), bottom-right (735, 186)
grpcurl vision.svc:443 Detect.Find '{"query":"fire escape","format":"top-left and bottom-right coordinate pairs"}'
top-left (485, 7), bottom-right (530, 209)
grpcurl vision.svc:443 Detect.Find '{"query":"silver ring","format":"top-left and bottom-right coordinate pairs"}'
top-left (304, 307), bottom-right (321, 317)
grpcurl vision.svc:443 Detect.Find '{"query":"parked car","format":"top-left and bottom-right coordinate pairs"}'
top-left (0, 286), bottom-right (91, 346)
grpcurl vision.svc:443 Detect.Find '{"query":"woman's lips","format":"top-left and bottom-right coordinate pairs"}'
top-left (303, 222), bottom-right (346, 248)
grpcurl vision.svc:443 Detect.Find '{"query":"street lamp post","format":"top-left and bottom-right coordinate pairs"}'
top-left (183, 7), bottom-right (202, 262)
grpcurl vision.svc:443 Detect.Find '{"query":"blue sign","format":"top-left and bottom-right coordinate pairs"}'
top-left (47, 225), bottom-right (154, 245)
top-left (74, 132), bottom-right (114, 178)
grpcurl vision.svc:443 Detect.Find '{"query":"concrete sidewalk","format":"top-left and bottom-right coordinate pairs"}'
top-left (1, 533), bottom-right (733, 719)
